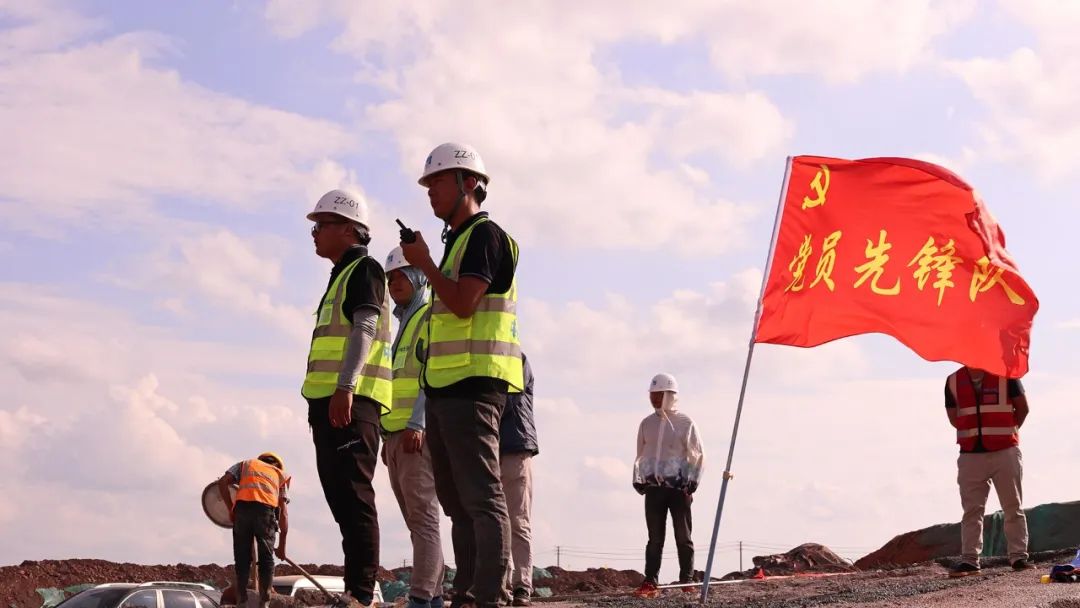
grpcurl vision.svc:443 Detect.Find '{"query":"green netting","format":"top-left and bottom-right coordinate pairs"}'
top-left (382, 580), bottom-right (410, 601)
top-left (982, 501), bottom-right (1080, 556)
top-left (533, 587), bottom-right (553, 598)
top-left (36, 588), bottom-right (66, 608)
top-left (532, 567), bottom-right (552, 580)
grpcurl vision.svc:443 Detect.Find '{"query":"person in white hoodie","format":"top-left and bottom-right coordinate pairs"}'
top-left (632, 373), bottom-right (705, 598)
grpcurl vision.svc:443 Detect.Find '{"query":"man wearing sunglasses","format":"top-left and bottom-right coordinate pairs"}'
top-left (302, 189), bottom-right (394, 607)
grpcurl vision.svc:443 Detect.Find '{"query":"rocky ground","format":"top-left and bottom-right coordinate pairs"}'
top-left (0, 559), bottom-right (400, 608)
top-left (6, 549), bottom-right (1080, 608)
top-left (580, 552), bottom-right (1080, 608)
top-left (0, 560), bottom-right (641, 607)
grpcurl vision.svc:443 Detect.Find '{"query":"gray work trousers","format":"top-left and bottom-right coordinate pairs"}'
top-left (426, 395), bottom-right (510, 608)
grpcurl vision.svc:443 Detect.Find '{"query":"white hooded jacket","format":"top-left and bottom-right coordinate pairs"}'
top-left (633, 394), bottom-right (704, 492)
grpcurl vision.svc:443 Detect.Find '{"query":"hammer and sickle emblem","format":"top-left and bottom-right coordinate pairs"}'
top-left (801, 165), bottom-right (830, 210)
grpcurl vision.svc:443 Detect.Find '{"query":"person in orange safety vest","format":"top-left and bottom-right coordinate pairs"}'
top-left (218, 452), bottom-right (291, 607)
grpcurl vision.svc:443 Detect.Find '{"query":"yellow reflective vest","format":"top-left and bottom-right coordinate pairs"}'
top-left (424, 217), bottom-right (523, 391)
top-left (301, 256), bottom-right (393, 411)
top-left (382, 302), bottom-right (430, 433)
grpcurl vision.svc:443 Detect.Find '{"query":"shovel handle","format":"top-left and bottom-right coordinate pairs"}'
top-left (261, 538), bottom-right (340, 604)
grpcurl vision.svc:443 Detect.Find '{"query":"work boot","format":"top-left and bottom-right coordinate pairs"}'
top-left (949, 562), bottom-right (981, 578)
top-left (633, 581), bottom-right (660, 599)
top-left (336, 591), bottom-right (374, 608)
top-left (1012, 558), bottom-right (1035, 571)
top-left (511, 588), bottom-right (530, 607)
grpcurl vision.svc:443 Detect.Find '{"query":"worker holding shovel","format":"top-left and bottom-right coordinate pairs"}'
top-left (218, 452), bottom-right (290, 608)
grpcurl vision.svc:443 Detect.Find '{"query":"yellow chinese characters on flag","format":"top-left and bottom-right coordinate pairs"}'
top-left (756, 156), bottom-right (1038, 378)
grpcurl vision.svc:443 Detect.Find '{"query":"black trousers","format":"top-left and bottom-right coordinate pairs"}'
top-left (233, 501), bottom-right (277, 598)
top-left (426, 395), bottom-right (510, 608)
top-left (309, 397), bottom-right (381, 602)
top-left (644, 487), bottom-right (694, 584)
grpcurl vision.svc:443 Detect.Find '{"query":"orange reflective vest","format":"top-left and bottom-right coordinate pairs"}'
top-left (234, 459), bottom-right (289, 508)
top-left (948, 368), bottom-right (1019, 452)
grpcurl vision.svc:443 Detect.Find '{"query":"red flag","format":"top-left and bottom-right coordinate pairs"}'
top-left (755, 156), bottom-right (1038, 378)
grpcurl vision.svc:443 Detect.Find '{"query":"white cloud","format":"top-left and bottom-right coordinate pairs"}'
top-left (260, 1), bottom-right (975, 253)
top-left (518, 267), bottom-right (867, 393)
top-left (582, 456), bottom-right (631, 487)
top-left (263, 2), bottom-right (801, 254)
top-left (0, 0), bottom-right (104, 60)
top-left (702, 1), bottom-right (975, 83)
top-left (0, 4), bottom-right (354, 233)
top-left (0, 283), bottom-right (348, 562)
top-left (157, 230), bottom-right (313, 342)
top-left (0, 406), bottom-right (48, 456)
top-left (104, 228), bottom-right (316, 343)
top-left (947, 0), bottom-right (1080, 180)
top-left (1059, 319), bottom-right (1080, 330)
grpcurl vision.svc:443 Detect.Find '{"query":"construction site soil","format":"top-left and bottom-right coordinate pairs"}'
top-left (6, 551), bottom-right (1080, 608)
top-left (0, 559), bottom-right (398, 608)
top-left (0, 560), bottom-right (643, 608)
top-left (585, 551), bottom-right (1080, 608)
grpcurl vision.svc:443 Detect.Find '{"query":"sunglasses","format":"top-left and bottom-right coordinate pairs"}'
top-left (311, 219), bottom-right (350, 235)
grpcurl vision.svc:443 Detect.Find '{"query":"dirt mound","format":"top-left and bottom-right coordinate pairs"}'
top-left (0, 558), bottom-right (646, 606)
top-left (856, 500), bottom-right (1080, 569)
top-left (534, 566), bottom-right (643, 594)
top-left (0, 559), bottom-right (396, 608)
top-left (721, 544), bottom-right (858, 580)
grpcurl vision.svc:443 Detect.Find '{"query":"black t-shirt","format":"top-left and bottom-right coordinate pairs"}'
top-left (307, 246), bottom-right (386, 424)
top-left (424, 212), bottom-right (516, 402)
top-left (945, 375), bottom-right (1025, 453)
top-left (327, 246), bottom-right (385, 318)
top-left (441, 212), bottom-right (515, 294)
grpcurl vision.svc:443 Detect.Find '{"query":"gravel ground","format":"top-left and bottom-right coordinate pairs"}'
top-left (578, 561), bottom-right (1080, 608)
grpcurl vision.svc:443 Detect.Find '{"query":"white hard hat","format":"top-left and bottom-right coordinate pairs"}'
top-left (307, 189), bottom-right (370, 227)
top-left (418, 142), bottom-right (490, 187)
top-left (385, 247), bottom-right (410, 273)
top-left (649, 373), bottom-right (679, 393)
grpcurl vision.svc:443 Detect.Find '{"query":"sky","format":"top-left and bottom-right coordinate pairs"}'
top-left (1, 0), bottom-right (1078, 584)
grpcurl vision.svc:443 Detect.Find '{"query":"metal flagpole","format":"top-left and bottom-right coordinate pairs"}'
top-left (699, 156), bottom-right (793, 603)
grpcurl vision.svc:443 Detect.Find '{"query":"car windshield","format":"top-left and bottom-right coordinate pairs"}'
top-left (58, 588), bottom-right (130, 608)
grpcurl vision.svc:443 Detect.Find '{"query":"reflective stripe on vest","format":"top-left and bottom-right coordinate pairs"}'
top-left (234, 459), bottom-right (288, 508)
top-left (948, 370), bottom-right (1018, 452)
top-left (424, 217), bottom-right (524, 391)
top-left (382, 302), bottom-right (430, 433)
top-left (301, 256), bottom-right (394, 411)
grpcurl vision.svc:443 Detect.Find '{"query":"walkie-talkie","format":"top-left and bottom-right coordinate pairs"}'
top-left (396, 219), bottom-right (416, 244)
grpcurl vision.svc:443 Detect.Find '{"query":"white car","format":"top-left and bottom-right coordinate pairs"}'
top-left (58, 582), bottom-right (221, 608)
top-left (270, 576), bottom-right (383, 604)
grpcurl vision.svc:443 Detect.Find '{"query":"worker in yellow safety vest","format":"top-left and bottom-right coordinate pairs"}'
top-left (380, 246), bottom-right (445, 608)
top-left (399, 142), bottom-right (524, 608)
top-left (303, 189), bottom-right (392, 606)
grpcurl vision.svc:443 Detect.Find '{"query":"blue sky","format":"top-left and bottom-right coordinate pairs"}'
top-left (1, 0), bottom-right (1077, 583)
